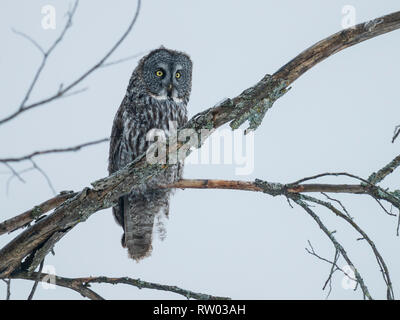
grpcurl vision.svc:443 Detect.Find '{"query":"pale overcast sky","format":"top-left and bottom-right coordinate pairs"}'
top-left (0, 1), bottom-right (399, 299)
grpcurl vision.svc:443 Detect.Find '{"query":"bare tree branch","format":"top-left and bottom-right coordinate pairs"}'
top-left (0, 0), bottom-right (141, 126)
top-left (30, 159), bottom-right (57, 195)
top-left (11, 28), bottom-right (45, 55)
top-left (300, 194), bottom-right (394, 299)
top-left (1, 171), bottom-right (398, 240)
top-left (99, 51), bottom-right (147, 68)
top-left (11, 272), bottom-right (230, 300)
top-left (0, 138), bottom-right (109, 163)
top-left (0, 191), bottom-right (76, 236)
top-left (2, 279), bottom-right (11, 300)
top-left (2, 163), bottom-right (25, 184)
top-left (321, 192), bottom-right (352, 219)
top-left (272, 12), bottom-right (400, 86)
top-left (27, 260), bottom-right (44, 300)
top-left (368, 154), bottom-right (400, 185)
top-left (294, 198), bottom-right (371, 299)
top-left (13, 271), bottom-right (104, 300)
top-left (305, 242), bottom-right (345, 299)
top-left (15, 1), bottom-right (79, 111)
top-left (1, 163), bottom-right (399, 279)
top-left (392, 125), bottom-right (400, 143)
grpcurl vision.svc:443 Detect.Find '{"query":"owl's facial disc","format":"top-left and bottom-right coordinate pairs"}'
top-left (142, 49), bottom-right (192, 102)
top-left (151, 63), bottom-right (181, 101)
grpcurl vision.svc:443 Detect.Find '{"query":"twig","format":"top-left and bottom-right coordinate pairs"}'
top-left (301, 194), bottom-right (394, 299)
top-left (27, 260), bottom-right (44, 300)
top-left (2, 279), bottom-right (11, 300)
top-left (100, 51), bottom-right (147, 68)
top-left (16, 1), bottom-right (79, 111)
top-left (392, 125), bottom-right (400, 143)
top-left (294, 197), bottom-right (372, 299)
top-left (288, 172), bottom-right (370, 186)
top-left (321, 192), bottom-right (352, 219)
top-left (397, 212), bottom-right (400, 236)
top-left (6, 166), bottom-right (35, 195)
top-left (1, 138), bottom-right (108, 196)
top-left (11, 272), bottom-right (229, 300)
top-left (3, 163), bottom-right (25, 183)
top-left (0, 0), bottom-right (141, 126)
top-left (30, 159), bottom-right (56, 195)
top-left (0, 138), bottom-right (109, 163)
top-left (11, 28), bottom-right (45, 55)
top-left (305, 241), bottom-right (343, 299)
top-left (373, 197), bottom-right (396, 217)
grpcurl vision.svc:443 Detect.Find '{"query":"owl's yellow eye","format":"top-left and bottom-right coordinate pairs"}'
top-left (175, 72), bottom-right (181, 79)
top-left (155, 70), bottom-right (164, 77)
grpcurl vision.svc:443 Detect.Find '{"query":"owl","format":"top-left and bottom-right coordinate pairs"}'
top-left (108, 47), bottom-right (193, 261)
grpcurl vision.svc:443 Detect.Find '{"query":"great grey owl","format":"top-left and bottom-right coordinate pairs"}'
top-left (108, 47), bottom-right (192, 261)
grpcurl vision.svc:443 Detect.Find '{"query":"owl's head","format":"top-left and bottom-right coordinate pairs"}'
top-left (139, 47), bottom-right (192, 102)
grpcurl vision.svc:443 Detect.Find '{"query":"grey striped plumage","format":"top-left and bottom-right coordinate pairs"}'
top-left (108, 48), bottom-right (192, 261)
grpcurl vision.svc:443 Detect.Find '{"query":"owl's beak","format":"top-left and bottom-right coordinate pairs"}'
top-left (167, 83), bottom-right (173, 97)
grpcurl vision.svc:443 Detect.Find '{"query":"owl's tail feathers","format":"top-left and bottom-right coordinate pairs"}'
top-left (123, 192), bottom-right (170, 261)
top-left (124, 213), bottom-right (155, 262)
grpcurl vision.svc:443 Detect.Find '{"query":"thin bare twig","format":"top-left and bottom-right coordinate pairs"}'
top-left (3, 163), bottom-right (25, 184)
top-left (16, 1), bottom-right (79, 111)
top-left (392, 125), bottom-right (400, 143)
top-left (294, 197), bottom-right (372, 299)
top-left (0, 0), bottom-right (141, 126)
top-left (373, 197), bottom-right (396, 217)
top-left (2, 279), bottom-right (11, 300)
top-left (302, 194), bottom-right (394, 299)
top-left (321, 192), bottom-right (353, 219)
top-left (305, 241), bottom-right (343, 299)
top-left (289, 172), bottom-right (370, 186)
top-left (5, 166), bottom-right (34, 195)
top-left (12, 272), bottom-right (230, 300)
top-left (27, 259), bottom-right (44, 300)
top-left (397, 212), bottom-right (400, 236)
top-left (0, 138), bottom-right (109, 163)
top-left (11, 28), bottom-right (45, 55)
top-left (100, 51), bottom-right (147, 68)
top-left (30, 159), bottom-right (56, 195)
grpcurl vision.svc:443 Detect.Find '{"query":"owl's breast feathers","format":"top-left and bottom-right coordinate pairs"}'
top-left (109, 93), bottom-right (188, 173)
